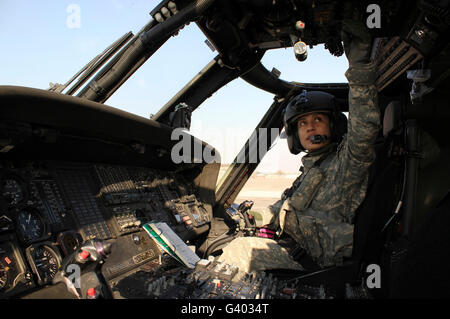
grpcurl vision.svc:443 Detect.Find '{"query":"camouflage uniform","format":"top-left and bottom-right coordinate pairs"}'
top-left (218, 62), bottom-right (380, 273)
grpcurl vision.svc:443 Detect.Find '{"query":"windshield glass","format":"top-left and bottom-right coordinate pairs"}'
top-left (1, 1), bottom-right (348, 206)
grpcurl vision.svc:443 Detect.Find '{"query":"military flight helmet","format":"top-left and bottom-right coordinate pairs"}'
top-left (284, 90), bottom-right (347, 154)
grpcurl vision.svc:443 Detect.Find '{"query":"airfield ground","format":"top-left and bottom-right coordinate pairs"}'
top-left (218, 165), bottom-right (298, 211)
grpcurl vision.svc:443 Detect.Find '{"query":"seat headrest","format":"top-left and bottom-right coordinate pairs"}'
top-left (383, 101), bottom-right (402, 137)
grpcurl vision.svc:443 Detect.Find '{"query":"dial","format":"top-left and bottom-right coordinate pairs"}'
top-left (2, 177), bottom-right (25, 206)
top-left (17, 209), bottom-right (45, 243)
top-left (0, 215), bottom-right (14, 232)
top-left (0, 239), bottom-right (35, 297)
top-left (28, 245), bottom-right (61, 285)
top-left (0, 260), bottom-right (8, 290)
top-left (0, 249), bottom-right (18, 293)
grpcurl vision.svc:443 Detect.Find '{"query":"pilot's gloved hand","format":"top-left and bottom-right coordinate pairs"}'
top-left (341, 19), bottom-right (372, 66)
top-left (341, 19), bottom-right (376, 85)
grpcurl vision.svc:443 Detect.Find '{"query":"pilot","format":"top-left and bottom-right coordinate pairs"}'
top-left (218, 19), bottom-right (380, 274)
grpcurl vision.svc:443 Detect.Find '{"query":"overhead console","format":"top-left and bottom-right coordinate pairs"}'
top-left (0, 86), bottom-right (219, 298)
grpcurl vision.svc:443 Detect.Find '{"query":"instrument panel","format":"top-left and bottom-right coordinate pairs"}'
top-left (0, 160), bottom-right (211, 298)
top-left (0, 234), bottom-right (35, 297)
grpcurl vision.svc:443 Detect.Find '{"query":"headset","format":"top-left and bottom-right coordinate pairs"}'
top-left (283, 90), bottom-right (347, 154)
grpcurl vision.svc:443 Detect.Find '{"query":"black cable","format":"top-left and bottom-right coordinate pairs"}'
top-left (203, 235), bottom-right (237, 258)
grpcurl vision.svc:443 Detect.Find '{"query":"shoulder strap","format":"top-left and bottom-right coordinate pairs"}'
top-left (282, 149), bottom-right (334, 200)
top-left (282, 167), bottom-right (305, 200)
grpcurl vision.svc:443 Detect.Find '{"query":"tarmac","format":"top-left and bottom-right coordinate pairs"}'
top-left (232, 172), bottom-right (299, 211)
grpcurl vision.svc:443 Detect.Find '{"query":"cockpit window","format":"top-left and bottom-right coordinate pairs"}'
top-left (107, 24), bottom-right (216, 118)
top-left (195, 44), bottom-right (348, 176)
top-left (261, 44), bottom-right (348, 83)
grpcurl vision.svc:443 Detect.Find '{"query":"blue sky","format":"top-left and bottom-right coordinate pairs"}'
top-left (0, 0), bottom-right (349, 172)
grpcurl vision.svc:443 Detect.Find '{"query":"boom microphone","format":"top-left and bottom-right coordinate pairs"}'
top-left (309, 135), bottom-right (329, 144)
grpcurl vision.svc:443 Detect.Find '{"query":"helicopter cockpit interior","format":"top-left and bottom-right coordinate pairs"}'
top-left (1, 0), bottom-right (450, 300)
